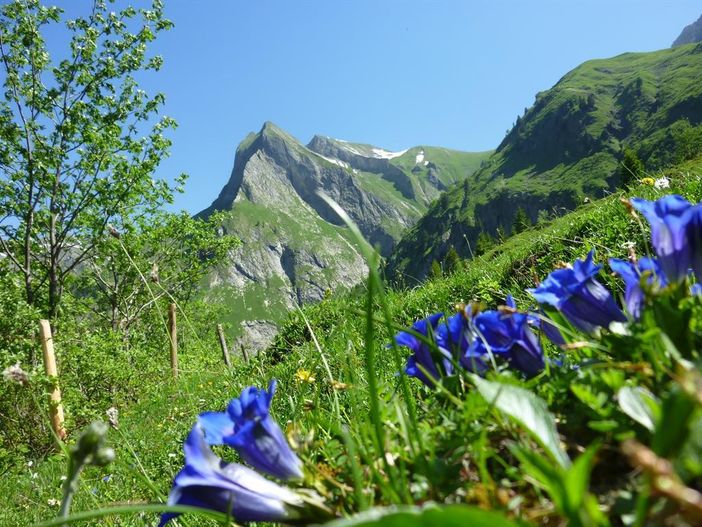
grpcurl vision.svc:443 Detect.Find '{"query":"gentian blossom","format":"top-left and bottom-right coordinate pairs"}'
top-left (198, 380), bottom-right (303, 480)
top-left (630, 195), bottom-right (693, 283)
top-left (159, 425), bottom-right (307, 526)
top-left (470, 308), bottom-right (545, 377)
top-left (609, 257), bottom-right (667, 319)
top-left (508, 294), bottom-right (565, 347)
top-left (395, 312), bottom-right (452, 387)
top-left (528, 250), bottom-right (626, 334)
top-left (435, 308), bottom-right (490, 374)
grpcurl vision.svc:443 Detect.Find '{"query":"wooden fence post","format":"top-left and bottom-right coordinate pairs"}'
top-left (240, 344), bottom-right (250, 364)
top-left (38, 320), bottom-right (66, 440)
top-left (168, 303), bottom-right (178, 378)
top-left (216, 324), bottom-right (231, 368)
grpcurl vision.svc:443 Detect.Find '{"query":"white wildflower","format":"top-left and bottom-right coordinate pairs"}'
top-left (3, 362), bottom-right (29, 386)
top-left (654, 176), bottom-right (670, 189)
top-left (106, 407), bottom-right (119, 428)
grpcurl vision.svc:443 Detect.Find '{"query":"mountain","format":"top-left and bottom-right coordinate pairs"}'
top-left (198, 122), bottom-right (491, 346)
top-left (673, 14), bottom-right (702, 47)
top-left (387, 43), bottom-right (702, 282)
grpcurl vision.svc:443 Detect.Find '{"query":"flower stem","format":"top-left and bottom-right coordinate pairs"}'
top-left (59, 459), bottom-right (85, 522)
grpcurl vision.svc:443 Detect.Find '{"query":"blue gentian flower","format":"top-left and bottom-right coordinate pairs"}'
top-left (436, 312), bottom-right (469, 356)
top-left (159, 425), bottom-right (306, 526)
top-left (631, 195), bottom-right (693, 283)
top-left (470, 309), bottom-right (545, 377)
top-left (528, 250), bottom-right (626, 334)
top-left (507, 294), bottom-right (566, 346)
top-left (395, 312), bottom-right (452, 387)
top-left (609, 257), bottom-right (667, 319)
top-left (198, 380), bottom-right (303, 480)
top-left (433, 308), bottom-right (489, 373)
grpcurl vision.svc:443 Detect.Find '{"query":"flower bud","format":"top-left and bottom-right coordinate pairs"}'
top-left (72, 421), bottom-right (112, 467)
top-left (93, 447), bottom-right (115, 467)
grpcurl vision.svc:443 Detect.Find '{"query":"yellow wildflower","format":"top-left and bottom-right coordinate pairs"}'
top-left (294, 369), bottom-right (316, 384)
top-left (640, 177), bottom-right (655, 186)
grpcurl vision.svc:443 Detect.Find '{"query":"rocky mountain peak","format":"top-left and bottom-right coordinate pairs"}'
top-left (198, 122), bottom-right (491, 351)
top-left (673, 14), bottom-right (702, 47)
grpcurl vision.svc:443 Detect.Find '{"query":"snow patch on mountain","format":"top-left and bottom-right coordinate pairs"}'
top-left (313, 152), bottom-right (349, 169)
top-left (371, 147), bottom-right (408, 160)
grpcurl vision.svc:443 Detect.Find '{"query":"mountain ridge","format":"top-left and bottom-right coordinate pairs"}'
top-left (387, 43), bottom-right (702, 282)
top-left (199, 122), bottom-right (491, 347)
top-left (673, 13), bottom-right (702, 47)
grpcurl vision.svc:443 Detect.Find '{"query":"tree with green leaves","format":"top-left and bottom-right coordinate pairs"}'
top-left (0, 0), bottom-right (178, 319)
top-left (84, 211), bottom-right (238, 333)
top-left (512, 207), bottom-right (531, 234)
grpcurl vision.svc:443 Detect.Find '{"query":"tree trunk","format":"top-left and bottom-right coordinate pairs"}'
top-left (48, 205), bottom-right (59, 319)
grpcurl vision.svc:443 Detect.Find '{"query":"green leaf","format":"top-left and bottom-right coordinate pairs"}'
top-left (324, 504), bottom-right (527, 527)
top-left (587, 419), bottom-right (619, 432)
top-left (509, 443), bottom-right (566, 510)
top-left (471, 375), bottom-right (571, 468)
top-left (652, 387), bottom-right (696, 457)
top-left (617, 386), bottom-right (659, 431)
top-left (563, 443), bottom-right (599, 513)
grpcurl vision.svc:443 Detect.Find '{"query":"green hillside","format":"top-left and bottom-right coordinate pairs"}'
top-left (7, 157), bottom-right (701, 526)
top-left (387, 43), bottom-right (702, 282)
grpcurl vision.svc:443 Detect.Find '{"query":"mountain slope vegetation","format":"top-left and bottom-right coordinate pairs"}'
top-left (387, 42), bottom-right (702, 282)
top-left (6, 155), bottom-right (701, 526)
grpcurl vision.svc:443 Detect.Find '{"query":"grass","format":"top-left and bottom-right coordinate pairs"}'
top-left (4, 157), bottom-right (701, 526)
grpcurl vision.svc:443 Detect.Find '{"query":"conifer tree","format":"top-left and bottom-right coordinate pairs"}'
top-left (620, 147), bottom-right (645, 188)
top-left (443, 246), bottom-right (462, 274)
top-left (429, 260), bottom-right (442, 280)
top-left (512, 207), bottom-right (531, 234)
top-left (475, 231), bottom-right (495, 256)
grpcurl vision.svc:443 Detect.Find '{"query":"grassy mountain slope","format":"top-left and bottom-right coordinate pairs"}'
top-left (387, 43), bottom-right (702, 282)
top-left (7, 157), bottom-right (701, 526)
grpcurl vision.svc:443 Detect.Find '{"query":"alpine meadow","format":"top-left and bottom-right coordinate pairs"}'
top-left (3, 2), bottom-right (702, 527)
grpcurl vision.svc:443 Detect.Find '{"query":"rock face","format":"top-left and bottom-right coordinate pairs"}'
top-left (231, 320), bottom-right (279, 357)
top-left (198, 122), bottom-right (490, 349)
top-left (673, 14), bottom-right (702, 47)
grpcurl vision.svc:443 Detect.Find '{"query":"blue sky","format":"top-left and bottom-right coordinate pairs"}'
top-left (51, 1), bottom-right (702, 213)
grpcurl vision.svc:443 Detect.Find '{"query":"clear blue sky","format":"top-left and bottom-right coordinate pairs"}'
top-left (52, 1), bottom-right (702, 213)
